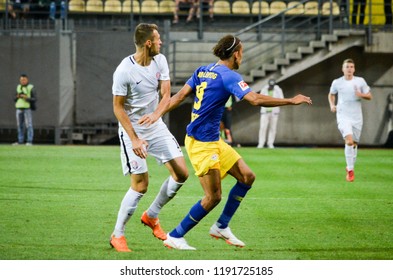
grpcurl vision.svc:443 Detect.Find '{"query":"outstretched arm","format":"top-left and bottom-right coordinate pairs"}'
top-left (244, 91), bottom-right (312, 107)
top-left (166, 84), bottom-right (194, 113)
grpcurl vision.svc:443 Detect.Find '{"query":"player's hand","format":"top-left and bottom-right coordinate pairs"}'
top-left (138, 113), bottom-right (159, 127)
top-left (291, 94), bottom-right (312, 105)
top-left (132, 138), bottom-right (148, 159)
top-left (330, 105), bottom-right (337, 113)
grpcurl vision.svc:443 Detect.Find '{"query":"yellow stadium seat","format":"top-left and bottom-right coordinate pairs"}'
top-left (213, 0), bottom-right (231, 15)
top-left (104, 0), bottom-right (122, 13)
top-left (141, 0), bottom-right (159, 13)
top-left (0, 0), bottom-right (7, 11)
top-left (159, 0), bottom-right (175, 13)
top-left (86, 0), bottom-right (104, 12)
top-left (251, 1), bottom-right (269, 15)
top-left (69, 0), bottom-right (86, 12)
top-left (304, 1), bottom-right (319, 16)
top-left (321, 1), bottom-right (340, 16)
top-left (286, 1), bottom-right (304, 15)
top-left (269, 1), bottom-right (286, 15)
top-left (122, 0), bottom-right (141, 13)
top-left (232, 0), bottom-right (250, 15)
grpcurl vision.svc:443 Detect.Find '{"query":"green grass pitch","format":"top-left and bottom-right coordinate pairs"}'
top-left (0, 145), bottom-right (392, 260)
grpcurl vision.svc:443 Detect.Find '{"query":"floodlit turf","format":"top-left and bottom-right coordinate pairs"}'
top-left (0, 145), bottom-right (392, 260)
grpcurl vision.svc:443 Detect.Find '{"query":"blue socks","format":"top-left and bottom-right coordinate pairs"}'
top-left (169, 181), bottom-right (251, 238)
top-left (217, 182), bottom-right (251, 229)
top-left (170, 200), bottom-right (208, 238)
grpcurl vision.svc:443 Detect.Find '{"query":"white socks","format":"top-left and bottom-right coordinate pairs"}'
top-left (113, 188), bottom-right (143, 237)
top-left (113, 176), bottom-right (184, 237)
top-left (345, 144), bottom-right (355, 171)
top-left (353, 145), bottom-right (358, 165)
top-left (147, 176), bottom-right (183, 218)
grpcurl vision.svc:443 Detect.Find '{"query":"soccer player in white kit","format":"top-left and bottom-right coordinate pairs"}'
top-left (328, 58), bottom-right (372, 182)
top-left (110, 23), bottom-right (189, 252)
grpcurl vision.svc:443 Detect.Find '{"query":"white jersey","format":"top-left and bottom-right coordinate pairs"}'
top-left (329, 76), bottom-right (370, 124)
top-left (259, 85), bottom-right (284, 114)
top-left (112, 53), bottom-right (170, 133)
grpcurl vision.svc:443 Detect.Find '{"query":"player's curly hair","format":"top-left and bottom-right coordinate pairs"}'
top-left (134, 23), bottom-right (158, 48)
top-left (213, 35), bottom-right (242, 60)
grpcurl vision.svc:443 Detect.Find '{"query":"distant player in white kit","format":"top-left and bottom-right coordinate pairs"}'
top-left (328, 58), bottom-right (372, 182)
top-left (110, 23), bottom-right (189, 252)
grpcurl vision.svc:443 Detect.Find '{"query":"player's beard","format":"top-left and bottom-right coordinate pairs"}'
top-left (148, 46), bottom-right (159, 57)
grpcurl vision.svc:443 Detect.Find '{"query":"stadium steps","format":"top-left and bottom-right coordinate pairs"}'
top-left (249, 29), bottom-right (366, 89)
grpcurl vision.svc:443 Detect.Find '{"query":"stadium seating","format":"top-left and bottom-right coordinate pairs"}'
top-left (269, 1), bottom-right (286, 15)
top-left (286, 1), bottom-right (304, 15)
top-left (104, 0), bottom-right (122, 13)
top-left (122, 0), bottom-right (141, 13)
top-left (251, 1), bottom-right (269, 15)
top-left (159, 0), bottom-right (175, 14)
top-left (321, 1), bottom-right (340, 16)
top-left (86, 0), bottom-right (104, 12)
top-left (0, 0), bottom-right (7, 11)
top-left (232, 0), bottom-right (251, 15)
top-left (140, 0), bottom-right (159, 13)
top-left (69, 0), bottom-right (86, 12)
top-left (213, 0), bottom-right (231, 15)
top-left (304, 1), bottom-right (319, 16)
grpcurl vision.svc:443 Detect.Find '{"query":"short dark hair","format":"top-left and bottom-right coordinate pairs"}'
top-left (213, 35), bottom-right (241, 60)
top-left (134, 23), bottom-right (158, 48)
top-left (268, 79), bottom-right (276, 86)
top-left (20, 73), bottom-right (28, 78)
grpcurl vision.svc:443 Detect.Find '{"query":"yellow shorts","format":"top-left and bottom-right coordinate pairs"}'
top-left (185, 135), bottom-right (241, 178)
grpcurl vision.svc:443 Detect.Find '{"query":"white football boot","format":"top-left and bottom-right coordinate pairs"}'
top-left (163, 234), bottom-right (196, 250)
top-left (209, 224), bottom-right (245, 247)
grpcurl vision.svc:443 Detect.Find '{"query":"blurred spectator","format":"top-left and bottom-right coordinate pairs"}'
top-left (195, 0), bottom-right (214, 22)
top-left (220, 95), bottom-right (235, 146)
top-left (8, 0), bottom-right (31, 19)
top-left (257, 79), bottom-right (284, 149)
top-left (173, 0), bottom-right (214, 24)
top-left (173, 0), bottom-right (196, 24)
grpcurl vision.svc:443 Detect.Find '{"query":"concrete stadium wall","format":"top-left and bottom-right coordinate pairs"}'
top-left (232, 49), bottom-right (393, 147)
top-left (1, 30), bottom-right (392, 146)
top-left (0, 35), bottom-right (61, 127)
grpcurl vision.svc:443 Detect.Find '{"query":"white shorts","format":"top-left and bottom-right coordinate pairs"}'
top-left (338, 119), bottom-right (362, 142)
top-left (118, 124), bottom-right (183, 175)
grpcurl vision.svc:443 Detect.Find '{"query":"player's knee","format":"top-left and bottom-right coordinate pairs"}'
top-left (346, 140), bottom-right (354, 146)
top-left (204, 193), bottom-right (221, 210)
top-left (241, 171), bottom-right (255, 186)
top-left (172, 169), bottom-right (189, 183)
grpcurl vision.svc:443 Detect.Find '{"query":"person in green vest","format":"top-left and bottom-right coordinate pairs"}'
top-left (13, 74), bottom-right (36, 146)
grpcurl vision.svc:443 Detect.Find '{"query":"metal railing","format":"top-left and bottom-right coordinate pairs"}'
top-left (168, 0), bottom-right (379, 84)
